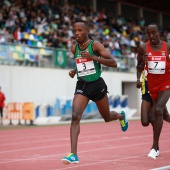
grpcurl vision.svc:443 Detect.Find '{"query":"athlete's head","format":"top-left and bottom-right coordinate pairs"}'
top-left (73, 20), bottom-right (90, 43)
top-left (146, 23), bottom-right (161, 45)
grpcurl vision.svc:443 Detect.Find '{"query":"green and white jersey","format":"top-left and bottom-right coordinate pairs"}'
top-left (74, 40), bottom-right (101, 82)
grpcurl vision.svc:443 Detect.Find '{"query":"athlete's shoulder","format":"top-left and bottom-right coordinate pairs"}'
top-left (138, 42), bottom-right (147, 54)
top-left (92, 40), bottom-right (101, 46)
top-left (92, 40), bottom-right (105, 48)
top-left (91, 40), bottom-right (105, 51)
top-left (71, 43), bottom-right (78, 54)
top-left (139, 42), bottom-right (147, 49)
top-left (166, 42), bottom-right (170, 47)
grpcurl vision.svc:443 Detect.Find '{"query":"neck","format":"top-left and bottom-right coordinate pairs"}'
top-left (79, 39), bottom-right (90, 47)
top-left (150, 40), bottom-right (162, 47)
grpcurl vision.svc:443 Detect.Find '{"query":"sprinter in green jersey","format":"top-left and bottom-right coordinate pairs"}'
top-left (62, 20), bottom-right (129, 164)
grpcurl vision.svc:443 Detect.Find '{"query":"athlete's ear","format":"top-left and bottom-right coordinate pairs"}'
top-left (159, 31), bottom-right (161, 36)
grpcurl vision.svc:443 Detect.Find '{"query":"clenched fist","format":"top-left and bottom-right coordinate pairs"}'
top-left (69, 69), bottom-right (76, 78)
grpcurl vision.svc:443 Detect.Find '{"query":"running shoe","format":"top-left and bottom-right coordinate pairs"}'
top-left (62, 153), bottom-right (79, 164)
top-left (148, 149), bottom-right (157, 160)
top-left (156, 150), bottom-right (160, 157)
top-left (119, 111), bottom-right (129, 132)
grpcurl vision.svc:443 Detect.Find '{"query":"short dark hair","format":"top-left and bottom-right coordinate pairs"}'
top-left (74, 20), bottom-right (91, 29)
top-left (147, 23), bottom-right (163, 36)
top-left (147, 22), bottom-right (162, 32)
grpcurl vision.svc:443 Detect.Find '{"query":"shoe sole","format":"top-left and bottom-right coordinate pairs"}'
top-left (147, 155), bottom-right (156, 160)
top-left (120, 111), bottom-right (129, 132)
top-left (62, 159), bottom-right (79, 164)
top-left (120, 122), bottom-right (129, 132)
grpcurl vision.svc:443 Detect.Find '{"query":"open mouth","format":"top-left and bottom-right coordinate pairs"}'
top-left (151, 39), bottom-right (156, 43)
top-left (76, 37), bottom-right (80, 40)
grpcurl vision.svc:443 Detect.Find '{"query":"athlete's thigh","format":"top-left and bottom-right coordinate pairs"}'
top-left (0, 108), bottom-right (2, 116)
top-left (95, 93), bottom-right (110, 118)
top-left (141, 100), bottom-right (152, 119)
top-left (72, 94), bottom-right (89, 116)
top-left (157, 90), bottom-right (170, 109)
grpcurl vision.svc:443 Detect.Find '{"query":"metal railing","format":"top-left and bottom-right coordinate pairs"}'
top-left (0, 43), bottom-right (136, 73)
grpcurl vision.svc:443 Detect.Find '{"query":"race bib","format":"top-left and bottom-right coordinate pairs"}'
top-left (76, 57), bottom-right (96, 77)
top-left (148, 56), bottom-right (166, 74)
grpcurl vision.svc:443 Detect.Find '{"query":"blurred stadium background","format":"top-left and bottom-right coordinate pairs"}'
top-left (1, 0), bottom-right (170, 126)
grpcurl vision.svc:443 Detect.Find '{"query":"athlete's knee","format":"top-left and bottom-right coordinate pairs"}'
top-left (103, 118), bottom-right (110, 122)
top-left (142, 123), bottom-right (149, 127)
top-left (141, 120), bottom-right (149, 127)
top-left (71, 112), bottom-right (81, 123)
top-left (155, 106), bottom-right (163, 117)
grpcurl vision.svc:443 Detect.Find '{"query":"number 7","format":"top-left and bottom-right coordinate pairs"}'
top-left (154, 62), bottom-right (158, 68)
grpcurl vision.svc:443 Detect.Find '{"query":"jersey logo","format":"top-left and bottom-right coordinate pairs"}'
top-left (148, 52), bottom-right (152, 56)
top-left (161, 51), bottom-right (165, 56)
top-left (165, 85), bottom-right (170, 89)
top-left (76, 89), bottom-right (83, 93)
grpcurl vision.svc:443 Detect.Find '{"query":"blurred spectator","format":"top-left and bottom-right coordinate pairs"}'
top-left (0, 34), bottom-right (6, 43)
top-left (13, 27), bottom-right (21, 42)
top-left (139, 17), bottom-right (145, 27)
top-left (4, 15), bottom-right (16, 33)
top-left (0, 86), bottom-right (5, 125)
top-left (0, 0), bottom-right (169, 57)
top-left (129, 41), bottom-right (137, 59)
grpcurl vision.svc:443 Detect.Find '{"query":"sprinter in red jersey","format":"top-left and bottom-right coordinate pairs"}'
top-left (137, 24), bottom-right (170, 160)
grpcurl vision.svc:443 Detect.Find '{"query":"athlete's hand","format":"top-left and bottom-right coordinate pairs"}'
top-left (81, 51), bottom-right (92, 59)
top-left (136, 80), bottom-right (142, 88)
top-left (69, 69), bottom-right (76, 78)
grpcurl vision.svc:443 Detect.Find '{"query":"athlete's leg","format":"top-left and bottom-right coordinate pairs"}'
top-left (0, 108), bottom-right (2, 125)
top-left (152, 90), bottom-right (170, 150)
top-left (141, 99), bottom-right (159, 152)
top-left (70, 94), bottom-right (89, 155)
top-left (163, 105), bottom-right (170, 123)
top-left (95, 93), bottom-right (124, 122)
top-left (141, 100), bottom-right (152, 126)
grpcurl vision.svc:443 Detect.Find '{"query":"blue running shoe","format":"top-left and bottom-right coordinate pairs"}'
top-left (62, 153), bottom-right (79, 164)
top-left (119, 111), bottom-right (128, 132)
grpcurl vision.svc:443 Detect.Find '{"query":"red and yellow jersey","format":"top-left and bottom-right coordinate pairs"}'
top-left (146, 41), bottom-right (170, 99)
top-left (141, 66), bottom-right (149, 95)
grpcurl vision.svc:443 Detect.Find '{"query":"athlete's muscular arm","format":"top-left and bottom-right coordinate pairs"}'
top-left (167, 43), bottom-right (170, 61)
top-left (136, 43), bottom-right (146, 88)
top-left (137, 43), bottom-right (146, 70)
top-left (69, 44), bottom-right (76, 78)
top-left (81, 41), bottom-right (117, 68)
top-left (71, 44), bottom-right (76, 54)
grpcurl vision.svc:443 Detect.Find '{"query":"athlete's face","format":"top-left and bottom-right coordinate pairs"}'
top-left (146, 25), bottom-right (160, 45)
top-left (73, 22), bottom-right (90, 43)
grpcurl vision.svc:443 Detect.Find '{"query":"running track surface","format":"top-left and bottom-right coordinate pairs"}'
top-left (0, 120), bottom-right (170, 170)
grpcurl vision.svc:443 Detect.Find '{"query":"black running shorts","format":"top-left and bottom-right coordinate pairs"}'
top-left (75, 77), bottom-right (108, 102)
top-left (142, 93), bottom-right (152, 104)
